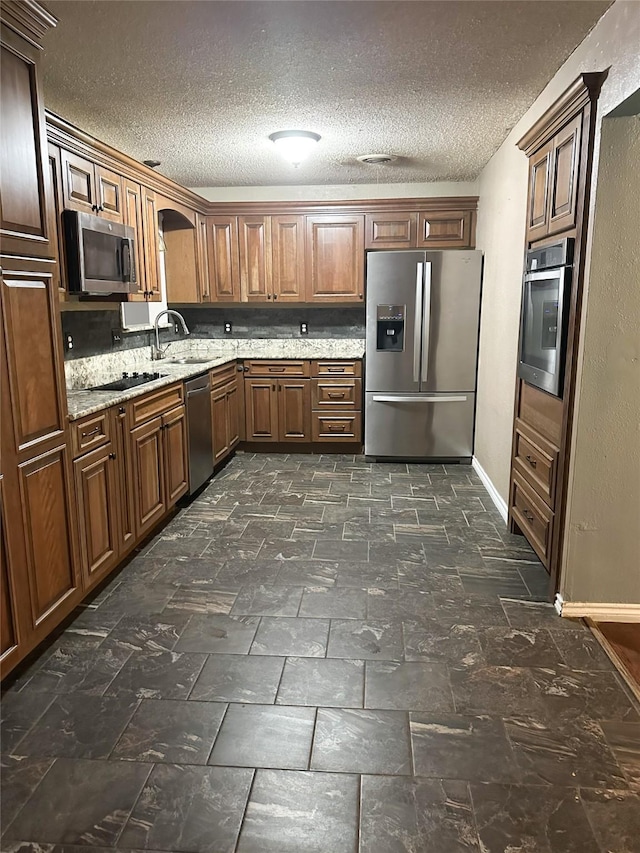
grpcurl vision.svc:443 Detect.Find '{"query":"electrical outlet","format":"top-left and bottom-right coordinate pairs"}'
top-left (111, 330), bottom-right (122, 346)
top-left (65, 334), bottom-right (73, 351)
top-left (174, 322), bottom-right (180, 334)
top-left (224, 321), bottom-right (233, 334)
top-left (300, 322), bottom-right (308, 335)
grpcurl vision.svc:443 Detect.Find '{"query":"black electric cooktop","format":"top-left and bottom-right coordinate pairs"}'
top-left (90, 371), bottom-right (167, 392)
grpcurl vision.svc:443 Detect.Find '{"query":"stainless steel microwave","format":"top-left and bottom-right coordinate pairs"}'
top-left (63, 210), bottom-right (137, 294)
top-left (518, 238), bottom-right (573, 397)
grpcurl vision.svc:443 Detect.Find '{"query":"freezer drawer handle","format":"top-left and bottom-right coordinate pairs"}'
top-left (372, 395), bottom-right (468, 403)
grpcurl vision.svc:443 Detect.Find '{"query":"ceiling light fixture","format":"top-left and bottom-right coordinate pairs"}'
top-left (356, 154), bottom-right (397, 165)
top-left (269, 130), bottom-right (321, 167)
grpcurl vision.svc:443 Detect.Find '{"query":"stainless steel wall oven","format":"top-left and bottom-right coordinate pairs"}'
top-left (518, 238), bottom-right (573, 397)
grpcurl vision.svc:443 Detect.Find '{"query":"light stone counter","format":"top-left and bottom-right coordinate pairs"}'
top-left (65, 338), bottom-right (365, 421)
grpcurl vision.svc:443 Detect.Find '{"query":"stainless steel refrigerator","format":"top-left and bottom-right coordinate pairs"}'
top-left (364, 249), bottom-right (482, 460)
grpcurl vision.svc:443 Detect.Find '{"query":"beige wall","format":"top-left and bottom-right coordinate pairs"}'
top-left (562, 116), bottom-right (640, 603)
top-left (474, 0), bottom-right (640, 509)
top-left (192, 181), bottom-right (478, 203)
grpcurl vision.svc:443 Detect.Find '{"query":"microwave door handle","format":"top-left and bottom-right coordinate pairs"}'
top-left (421, 262), bottom-right (432, 380)
top-left (120, 238), bottom-right (131, 282)
top-left (413, 263), bottom-right (423, 383)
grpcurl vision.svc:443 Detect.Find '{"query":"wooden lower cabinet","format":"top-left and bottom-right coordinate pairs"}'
top-left (0, 476), bottom-right (19, 662)
top-left (129, 402), bottom-right (188, 539)
top-left (245, 377), bottom-right (311, 443)
top-left (73, 441), bottom-right (119, 590)
top-left (279, 379), bottom-right (311, 441)
top-left (112, 405), bottom-right (135, 553)
top-left (211, 371), bottom-right (240, 464)
top-left (244, 379), bottom-right (279, 442)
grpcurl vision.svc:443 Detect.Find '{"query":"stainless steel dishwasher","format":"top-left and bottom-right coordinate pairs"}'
top-left (185, 372), bottom-right (214, 494)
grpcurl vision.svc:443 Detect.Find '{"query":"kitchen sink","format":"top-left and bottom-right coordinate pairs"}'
top-left (167, 357), bottom-right (213, 365)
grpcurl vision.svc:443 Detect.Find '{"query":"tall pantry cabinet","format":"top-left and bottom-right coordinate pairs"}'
top-left (1, 2), bottom-right (81, 677)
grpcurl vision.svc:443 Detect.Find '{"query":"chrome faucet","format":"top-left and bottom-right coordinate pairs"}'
top-left (152, 309), bottom-right (190, 359)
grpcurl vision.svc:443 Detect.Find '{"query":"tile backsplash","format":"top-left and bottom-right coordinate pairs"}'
top-left (61, 306), bottom-right (365, 360)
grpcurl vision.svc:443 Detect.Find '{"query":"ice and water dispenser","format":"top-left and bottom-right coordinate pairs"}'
top-left (376, 305), bottom-right (405, 351)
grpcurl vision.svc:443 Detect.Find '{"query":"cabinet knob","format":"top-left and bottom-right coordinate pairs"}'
top-left (273, 293), bottom-right (278, 300)
top-left (359, 293), bottom-right (363, 299)
top-left (267, 293), bottom-right (272, 300)
top-left (91, 204), bottom-right (98, 212)
top-left (109, 452), bottom-right (117, 460)
top-left (119, 406), bottom-right (126, 414)
top-left (525, 454), bottom-right (537, 468)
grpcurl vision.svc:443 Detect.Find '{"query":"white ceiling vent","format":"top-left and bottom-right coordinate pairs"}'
top-left (356, 154), bottom-right (397, 165)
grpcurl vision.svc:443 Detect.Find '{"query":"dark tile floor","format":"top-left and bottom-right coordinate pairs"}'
top-left (2, 452), bottom-right (639, 853)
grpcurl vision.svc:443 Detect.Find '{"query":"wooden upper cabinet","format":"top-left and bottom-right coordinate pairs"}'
top-left (60, 148), bottom-right (96, 213)
top-left (95, 165), bottom-right (123, 222)
top-left (123, 178), bottom-right (147, 301)
top-left (239, 216), bottom-right (272, 302)
top-left (0, 40), bottom-right (51, 258)
top-left (196, 213), bottom-right (211, 302)
top-left (207, 215), bottom-right (240, 301)
top-left (1, 264), bottom-right (67, 455)
top-left (271, 215), bottom-right (305, 302)
top-left (163, 223), bottom-right (199, 304)
top-left (365, 212), bottom-right (417, 249)
top-left (47, 143), bottom-right (66, 298)
top-left (526, 140), bottom-right (553, 242)
top-left (417, 210), bottom-right (473, 248)
top-left (547, 113), bottom-right (582, 236)
top-left (305, 214), bottom-right (365, 302)
top-left (141, 186), bottom-right (161, 301)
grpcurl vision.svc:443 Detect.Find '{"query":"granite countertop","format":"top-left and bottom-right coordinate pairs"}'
top-left (65, 338), bottom-right (365, 421)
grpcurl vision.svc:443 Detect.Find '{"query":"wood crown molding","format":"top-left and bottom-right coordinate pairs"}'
top-left (518, 71), bottom-right (608, 156)
top-left (0, 0), bottom-right (57, 49)
top-left (46, 112), bottom-right (478, 219)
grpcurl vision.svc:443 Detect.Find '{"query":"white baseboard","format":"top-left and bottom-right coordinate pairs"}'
top-left (560, 601), bottom-right (640, 622)
top-left (472, 456), bottom-right (508, 523)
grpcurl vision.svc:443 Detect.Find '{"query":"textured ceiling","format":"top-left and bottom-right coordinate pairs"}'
top-left (41, 1), bottom-right (611, 188)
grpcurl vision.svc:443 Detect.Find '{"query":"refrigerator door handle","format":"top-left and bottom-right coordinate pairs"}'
top-left (421, 261), bottom-right (432, 381)
top-left (413, 263), bottom-right (423, 383)
top-left (372, 395), bottom-right (469, 403)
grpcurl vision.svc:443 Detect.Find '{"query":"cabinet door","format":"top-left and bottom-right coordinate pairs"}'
top-left (130, 416), bottom-right (165, 537)
top-left (271, 215), bottom-right (305, 302)
top-left (0, 475), bottom-right (20, 663)
top-left (18, 444), bottom-right (80, 632)
top-left (196, 213), bottom-right (211, 302)
top-left (207, 216), bottom-right (240, 301)
top-left (239, 216), bottom-right (272, 302)
top-left (211, 385), bottom-right (230, 464)
top-left (526, 141), bottom-right (553, 241)
top-left (123, 179), bottom-right (147, 302)
top-left (73, 442), bottom-right (119, 590)
top-left (365, 212), bottom-right (417, 249)
top-left (46, 143), bottom-right (66, 299)
top-left (162, 404), bottom-right (189, 506)
top-left (1, 265), bottom-right (67, 455)
top-left (112, 405), bottom-right (136, 554)
top-left (226, 381), bottom-right (240, 449)
top-left (141, 186), bottom-right (161, 301)
top-left (548, 114), bottom-right (582, 236)
top-left (60, 148), bottom-right (96, 213)
top-left (0, 40), bottom-right (51, 258)
top-left (416, 210), bottom-right (473, 248)
top-left (278, 379), bottom-right (311, 442)
top-left (244, 379), bottom-right (278, 442)
top-left (305, 215), bottom-right (365, 302)
top-left (95, 165), bottom-right (123, 223)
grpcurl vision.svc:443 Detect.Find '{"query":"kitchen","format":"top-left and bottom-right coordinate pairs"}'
top-left (1, 2), bottom-right (638, 849)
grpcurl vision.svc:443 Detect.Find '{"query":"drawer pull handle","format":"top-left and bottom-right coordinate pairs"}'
top-left (327, 367), bottom-right (345, 373)
top-left (328, 393), bottom-right (346, 399)
top-left (525, 454), bottom-right (537, 468)
top-left (269, 367), bottom-right (285, 372)
top-left (522, 508), bottom-right (535, 522)
top-left (328, 424), bottom-right (347, 432)
top-left (82, 425), bottom-right (102, 438)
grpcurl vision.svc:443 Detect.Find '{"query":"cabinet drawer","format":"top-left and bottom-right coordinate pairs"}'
top-left (244, 360), bottom-right (310, 377)
top-left (210, 361), bottom-right (238, 390)
top-left (71, 411), bottom-right (111, 458)
top-left (511, 473), bottom-right (553, 567)
top-left (129, 383), bottom-right (185, 427)
top-left (311, 360), bottom-right (361, 377)
top-left (312, 378), bottom-right (361, 410)
top-left (312, 411), bottom-right (362, 442)
top-left (513, 419), bottom-right (558, 506)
